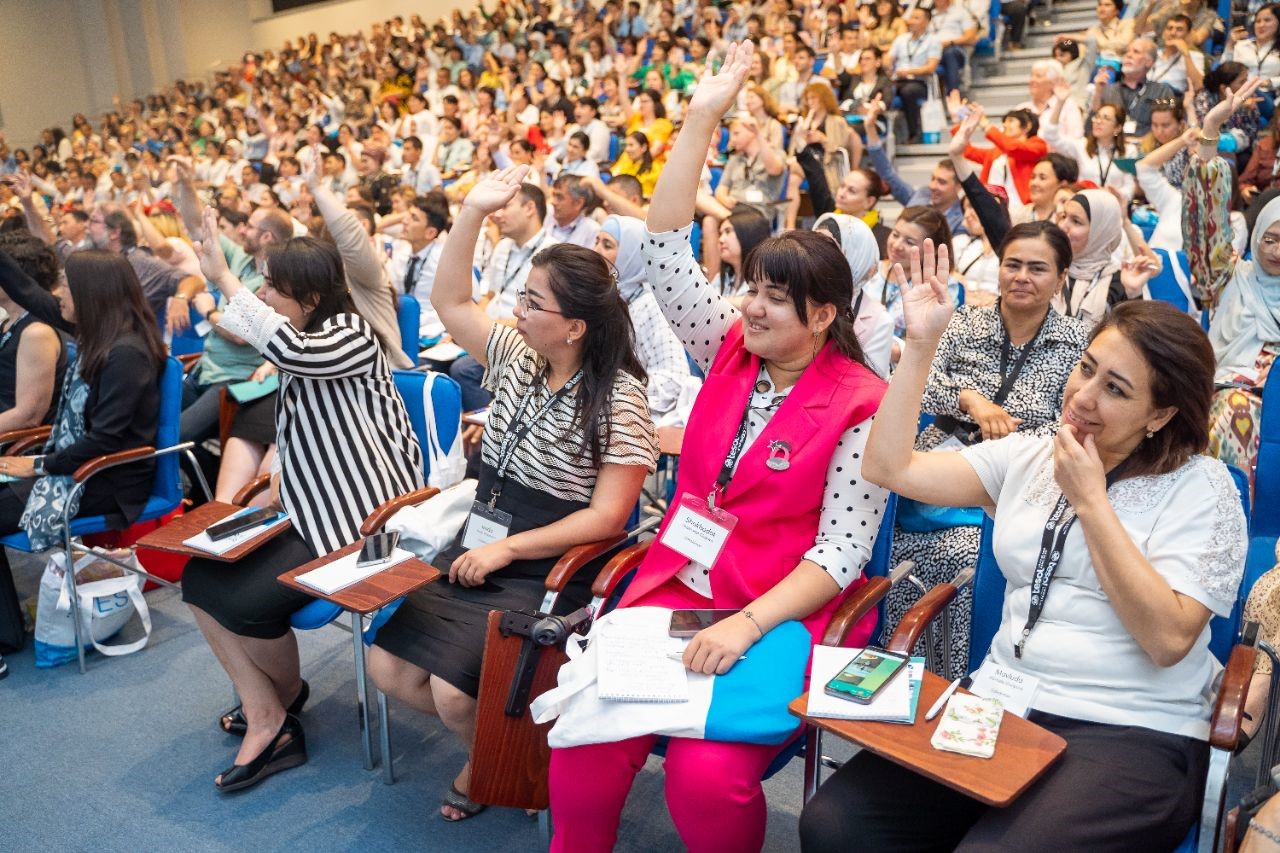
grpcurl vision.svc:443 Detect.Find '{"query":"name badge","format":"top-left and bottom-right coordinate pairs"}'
top-left (968, 658), bottom-right (1041, 718)
top-left (744, 188), bottom-right (765, 204)
top-left (660, 492), bottom-right (739, 568)
top-left (461, 501), bottom-right (513, 549)
top-left (1123, 119), bottom-right (1137, 136)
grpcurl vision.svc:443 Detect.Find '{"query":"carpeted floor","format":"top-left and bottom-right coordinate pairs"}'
top-left (0, 550), bottom-right (832, 853)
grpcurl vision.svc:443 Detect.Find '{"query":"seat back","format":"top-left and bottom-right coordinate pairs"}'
top-left (169, 304), bottom-right (206, 357)
top-left (396, 294), bottom-right (420, 366)
top-left (1256, 376), bottom-right (1280, 539)
top-left (153, 356), bottom-right (185, 510)
top-left (392, 369), bottom-right (462, 480)
top-left (1147, 249), bottom-right (1192, 315)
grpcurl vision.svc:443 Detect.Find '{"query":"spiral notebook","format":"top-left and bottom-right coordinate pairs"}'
top-left (596, 621), bottom-right (690, 703)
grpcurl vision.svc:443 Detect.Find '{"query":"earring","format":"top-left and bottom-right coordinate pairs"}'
top-left (566, 337), bottom-right (574, 345)
top-left (1146, 430), bottom-right (1155, 439)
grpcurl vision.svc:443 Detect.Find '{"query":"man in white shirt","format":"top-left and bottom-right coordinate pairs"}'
top-left (1018, 60), bottom-right (1085, 141)
top-left (399, 136), bottom-right (442, 195)
top-left (776, 44), bottom-right (835, 114)
top-left (544, 174), bottom-right (601, 248)
top-left (398, 92), bottom-right (439, 140)
top-left (392, 194), bottom-right (451, 342)
top-left (572, 98), bottom-right (613, 165)
top-left (890, 7), bottom-right (943, 142)
top-left (930, 0), bottom-right (981, 96)
top-left (551, 133), bottom-right (603, 183)
top-left (1147, 15), bottom-right (1206, 94)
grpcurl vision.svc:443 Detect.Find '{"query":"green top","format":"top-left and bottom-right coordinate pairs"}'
top-left (199, 234), bottom-right (266, 385)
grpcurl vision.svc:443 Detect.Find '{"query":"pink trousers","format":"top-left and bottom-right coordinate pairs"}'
top-left (547, 580), bottom-right (792, 853)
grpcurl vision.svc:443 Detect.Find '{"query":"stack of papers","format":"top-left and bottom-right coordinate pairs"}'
top-left (182, 510), bottom-right (289, 556)
top-left (294, 547), bottom-right (416, 595)
top-left (806, 646), bottom-right (925, 723)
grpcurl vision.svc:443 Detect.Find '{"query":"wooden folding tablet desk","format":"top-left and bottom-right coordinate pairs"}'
top-left (136, 500), bottom-right (292, 562)
top-left (790, 670), bottom-right (1067, 806)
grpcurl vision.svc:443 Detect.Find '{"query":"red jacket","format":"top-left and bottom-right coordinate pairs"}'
top-left (957, 125), bottom-right (1048, 205)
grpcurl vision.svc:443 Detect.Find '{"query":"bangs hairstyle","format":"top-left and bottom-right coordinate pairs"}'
top-left (531, 243), bottom-right (647, 467)
top-left (64, 250), bottom-right (166, 383)
top-left (263, 237), bottom-right (357, 333)
top-left (1088, 301), bottom-right (1214, 478)
top-left (740, 230), bottom-right (869, 369)
top-left (996, 220), bottom-right (1073, 273)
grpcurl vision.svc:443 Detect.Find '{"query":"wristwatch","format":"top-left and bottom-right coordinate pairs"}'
top-left (32, 455), bottom-right (46, 476)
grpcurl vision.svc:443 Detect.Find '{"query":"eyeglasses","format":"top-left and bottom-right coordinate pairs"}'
top-left (515, 288), bottom-right (564, 315)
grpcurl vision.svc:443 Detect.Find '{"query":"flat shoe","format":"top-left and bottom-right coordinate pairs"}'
top-left (214, 714), bottom-right (307, 793)
top-left (441, 783), bottom-right (488, 821)
top-left (220, 680), bottom-right (309, 736)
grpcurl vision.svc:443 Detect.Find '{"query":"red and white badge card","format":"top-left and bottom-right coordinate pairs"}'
top-left (659, 492), bottom-right (740, 568)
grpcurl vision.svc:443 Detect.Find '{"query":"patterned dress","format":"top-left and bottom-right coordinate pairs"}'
top-left (884, 305), bottom-right (1088, 677)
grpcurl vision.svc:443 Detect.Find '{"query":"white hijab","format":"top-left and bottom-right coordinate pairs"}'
top-left (1209, 196), bottom-right (1280, 383)
top-left (814, 213), bottom-right (894, 378)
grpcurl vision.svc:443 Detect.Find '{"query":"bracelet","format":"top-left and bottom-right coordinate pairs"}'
top-left (1197, 132), bottom-right (1221, 145)
top-left (742, 610), bottom-right (765, 638)
top-left (1250, 819), bottom-right (1280, 846)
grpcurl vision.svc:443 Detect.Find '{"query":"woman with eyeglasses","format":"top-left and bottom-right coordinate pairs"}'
top-left (1054, 0), bottom-right (1133, 60)
top-left (1227, 4), bottom-right (1280, 118)
top-left (368, 166), bottom-right (658, 822)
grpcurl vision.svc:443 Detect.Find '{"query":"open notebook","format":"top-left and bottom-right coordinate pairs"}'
top-left (806, 645), bottom-right (925, 723)
top-left (595, 616), bottom-right (690, 703)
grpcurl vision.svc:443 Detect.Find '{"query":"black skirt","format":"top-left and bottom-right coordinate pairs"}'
top-left (373, 465), bottom-right (610, 698)
top-left (228, 395), bottom-right (276, 446)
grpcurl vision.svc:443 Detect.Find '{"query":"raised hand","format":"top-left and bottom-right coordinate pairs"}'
top-left (686, 40), bottom-right (755, 120)
top-left (300, 150), bottom-right (321, 189)
top-left (1119, 255), bottom-right (1160, 297)
top-left (892, 239), bottom-right (954, 342)
top-left (9, 170), bottom-right (32, 201)
top-left (195, 207), bottom-right (232, 287)
top-left (949, 106), bottom-right (983, 159)
top-left (1203, 77), bottom-right (1264, 132)
top-left (461, 164), bottom-right (531, 215)
top-left (167, 155), bottom-right (195, 186)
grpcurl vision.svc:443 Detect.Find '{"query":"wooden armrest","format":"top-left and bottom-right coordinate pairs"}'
top-left (358, 486), bottom-right (441, 536)
top-left (177, 353), bottom-right (203, 373)
top-left (0, 425), bottom-right (51, 453)
top-left (1210, 643), bottom-right (1259, 751)
top-left (545, 532), bottom-right (629, 593)
top-left (10, 434), bottom-right (51, 456)
top-left (590, 540), bottom-right (652, 599)
top-left (885, 583), bottom-right (959, 655)
top-left (72, 446), bottom-right (155, 483)
top-left (232, 474), bottom-right (272, 507)
top-left (822, 577), bottom-right (892, 646)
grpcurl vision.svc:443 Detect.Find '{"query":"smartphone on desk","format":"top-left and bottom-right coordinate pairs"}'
top-left (669, 609), bottom-right (739, 638)
top-left (357, 531), bottom-right (400, 568)
top-left (824, 646), bottom-right (911, 704)
top-left (206, 507), bottom-right (281, 541)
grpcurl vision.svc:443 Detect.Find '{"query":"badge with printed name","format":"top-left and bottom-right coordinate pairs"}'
top-left (744, 188), bottom-right (765, 204)
top-left (461, 501), bottom-right (514, 549)
top-left (659, 493), bottom-right (740, 568)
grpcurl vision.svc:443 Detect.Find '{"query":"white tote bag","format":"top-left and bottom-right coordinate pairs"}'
top-left (33, 550), bottom-right (152, 667)
top-left (423, 372), bottom-right (467, 490)
top-left (383, 478), bottom-right (477, 564)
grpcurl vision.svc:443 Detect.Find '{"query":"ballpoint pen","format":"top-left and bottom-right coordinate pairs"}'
top-left (925, 676), bottom-right (971, 722)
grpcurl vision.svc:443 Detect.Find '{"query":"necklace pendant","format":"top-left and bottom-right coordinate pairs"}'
top-left (766, 440), bottom-right (791, 471)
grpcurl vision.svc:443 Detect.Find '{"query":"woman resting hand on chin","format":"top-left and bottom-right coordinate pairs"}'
top-left (800, 237), bottom-right (1248, 852)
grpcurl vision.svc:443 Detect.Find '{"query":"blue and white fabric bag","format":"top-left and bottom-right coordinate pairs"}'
top-left (531, 606), bottom-right (810, 747)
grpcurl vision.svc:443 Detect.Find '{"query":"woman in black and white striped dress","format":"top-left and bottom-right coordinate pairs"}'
top-left (184, 208), bottom-right (423, 793)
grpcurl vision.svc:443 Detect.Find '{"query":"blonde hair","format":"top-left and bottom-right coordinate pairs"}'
top-left (149, 212), bottom-right (191, 245)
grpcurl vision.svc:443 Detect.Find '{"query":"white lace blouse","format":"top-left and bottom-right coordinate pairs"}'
top-left (960, 434), bottom-right (1247, 739)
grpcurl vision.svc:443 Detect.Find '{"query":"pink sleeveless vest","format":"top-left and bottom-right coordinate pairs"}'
top-left (620, 322), bottom-right (888, 650)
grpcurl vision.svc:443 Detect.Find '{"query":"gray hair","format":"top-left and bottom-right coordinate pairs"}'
top-left (1031, 59), bottom-right (1065, 80)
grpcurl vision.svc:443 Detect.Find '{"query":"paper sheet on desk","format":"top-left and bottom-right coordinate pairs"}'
top-left (806, 646), bottom-right (923, 723)
top-left (420, 341), bottom-right (465, 362)
top-left (293, 547), bottom-right (416, 595)
top-left (182, 510), bottom-right (289, 556)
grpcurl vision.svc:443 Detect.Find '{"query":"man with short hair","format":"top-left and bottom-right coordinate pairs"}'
top-left (400, 136), bottom-right (442, 195)
top-left (89, 202), bottom-right (197, 324)
top-left (1146, 15), bottom-right (1205, 94)
top-left (545, 175), bottom-right (601, 248)
top-left (715, 116), bottom-right (787, 217)
top-left (889, 7), bottom-right (943, 143)
top-left (777, 44), bottom-right (835, 113)
top-left (573, 98), bottom-right (613, 165)
top-left (552, 133), bottom-right (602, 182)
top-left (1093, 38), bottom-right (1176, 138)
top-left (394, 193), bottom-right (451, 343)
top-left (864, 98), bottom-right (965, 232)
top-left (1018, 60), bottom-right (1084, 141)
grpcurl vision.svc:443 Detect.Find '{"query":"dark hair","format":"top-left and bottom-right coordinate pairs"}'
top-left (1088, 301), bottom-right (1214, 478)
top-left (1149, 97), bottom-right (1187, 123)
top-left (441, 115), bottom-right (462, 131)
top-left (720, 207), bottom-right (773, 292)
top-left (348, 201), bottom-right (377, 236)
top-left (262, 237), bottom-right (357, 333)
top-left (531, 243), bottom-right (647, 466)
top-left (1039, 152), bottom-right (1080, 184)
top-left (852, 167), bottom-right (890, 201)
top-left (1205, 61), bottom-right (1248, 95)
top-left (257, 208), bottom-right (296, 245)
top-left (403, 135), bottom-right (423, 153)
top-left (623, 131), bottom-right (655, 176)
top-left (740, 231), bottom-right (868, 367)
top-left (415, 191), bottom-right (451, 233)
top-left (578, 96), bottom-right (600, 114)
top-left (1054, 39), bottom-right (1081, 61)
top-left (996, 220), bottom-right (1073, 273)
top-left (1087, 102), bottom-right (1127, 157)
top-left (897, 206), bottom-right (954, 257)
top-left (101, 206), bottom-right (137, 248)
top-left (0, 231), bottom-right (59, 292)
top-left (1004, 108), bottom-right (1039, 138)
top-left (64, 250), bottom-right (166, 382)
top-left (638, 89), bottom-right (667, 119)
top-left (568, 130), bottom-right (591, 151)
top-left (65, 209), bottom-right (90, 225)
top-left (1165, 12), bottom-right (1193, 29)
top-left (609, 173), bottom-right (644, 201)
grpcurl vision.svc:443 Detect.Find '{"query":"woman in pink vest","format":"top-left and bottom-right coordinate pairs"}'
top-left (548, 42), bottom-right (890, 852)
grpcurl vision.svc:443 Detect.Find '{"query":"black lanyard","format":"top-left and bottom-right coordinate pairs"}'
top-left (1096, 150), bottom-right (1114, 187)
top-left (490, 368), bottom-right (581, 507)
top-left (0, 311), bottom-right (28, 351)
top-left (1257, 42), bottom-right (1278, 78)
top-left (995, 308), bottom-right (1047, 399)
top-left (708, 375), bottom-right (787, 509)
top-left (1062, 271), bottom-right (1105, 318)
top-left (498, 233), bottom-right (548, 297)
top-left (1016, 462), bottom-right (1128, 658)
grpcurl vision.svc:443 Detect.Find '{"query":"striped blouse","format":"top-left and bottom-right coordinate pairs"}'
top-left (219, 289), bottom-right (425, 556)
top-left (479, 325), bottom-right (658, 502)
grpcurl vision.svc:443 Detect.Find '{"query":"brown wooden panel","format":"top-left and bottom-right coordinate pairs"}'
top-left (469, 610), bottom-right (568, 810)
top-left (135, 500), bottom-right (292, 562)
top-left (276, 540), bottom-right (441, 614)
top-left (789, 670), bottom-right (1067, 806)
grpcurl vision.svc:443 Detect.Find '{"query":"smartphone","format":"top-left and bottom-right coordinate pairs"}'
top-left (824, 646), bottom-right (911, 704)
top-left (669, 609), bottom-right (739, 638)
top-left (206, 507), bottom-right (280, 541)
top-left (356, 531), bottom-right (400, 568)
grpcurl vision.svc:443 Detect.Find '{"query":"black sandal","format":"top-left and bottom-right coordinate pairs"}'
top-left (220, 680), bottom-right (309, 736)
top-left (441, 783), bottom-right (488, 822)
top-left (214, 714), bottom-right (307, 793)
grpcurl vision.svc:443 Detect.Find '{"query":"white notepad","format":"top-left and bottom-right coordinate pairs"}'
top-left (596, 621), bottom-right (690, 703)
top-left (806, 645), bottom-right (921, 722)
top-left (182, 510), bottom-right (290, 556)
top-left (420, 341), bottom-right (465, 362)
top-left (293, 547), bottom-right (416, 595)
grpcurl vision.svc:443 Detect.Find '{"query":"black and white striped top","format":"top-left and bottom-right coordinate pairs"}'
top-left (220, 289), bottom-right (425, 556)
top-left (480, 325), bottom-right (658, 502)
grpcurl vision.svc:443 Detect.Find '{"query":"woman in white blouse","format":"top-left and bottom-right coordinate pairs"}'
top-left (1043, 86), bottom-right (1137, 204)
top-left (1227, 6), bottom-right (1280, 93)
top-left (801, 244), bottom-right (1247, 851)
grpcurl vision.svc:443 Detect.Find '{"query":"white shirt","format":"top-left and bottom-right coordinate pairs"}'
top-left (1148, 48), bottom-right (1205, 93)
top-left (479, 230), bottom-right (560, 319)
top-left (399, 159), bottom-right (442, 194)
top-left (543, 214), bottom-right (600, 249)
top-left (576, 118), bottom-right (613, 164)
top-left (889, 31), bottom-right (942, 76)
top-left (388, 237), bottom-right (447, 339)
top-left (1136, 162), bottom-right (1182, 254)
top-left (960, 434), bottom-right (1246, 739)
